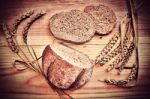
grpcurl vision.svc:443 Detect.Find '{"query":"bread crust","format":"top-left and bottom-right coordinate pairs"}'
top-left (84, 4), bottom-right (117, 34)
top-left (42, 44), bottom-right (93, 89)
top-left (49, 10), bottom-right (95, 43)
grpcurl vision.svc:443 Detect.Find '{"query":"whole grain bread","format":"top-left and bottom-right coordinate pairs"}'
top-left (49, 10), bottom-right (95, 43)
top-left (84, 4), bottom-right (117, 34)
top-left (42, 42), bottom-right (93, 89)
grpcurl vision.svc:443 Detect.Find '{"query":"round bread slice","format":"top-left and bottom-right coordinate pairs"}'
top-left (49, 10), bottom-right (95, 43)
top-left (84, 4), bottom-right (117, 34)
top-left (42, 42), bottom-right (93, 89)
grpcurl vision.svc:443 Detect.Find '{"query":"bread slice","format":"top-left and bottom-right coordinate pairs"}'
top-left (84, 4), bottom-right (117, 34)
top-left (49, 10), bottom-right (95, 43)
top-left (42, 42), bottom-right (93, 89)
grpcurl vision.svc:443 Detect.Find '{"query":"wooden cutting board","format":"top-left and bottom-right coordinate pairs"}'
top-left (0, 0), bottom-right (150, 99)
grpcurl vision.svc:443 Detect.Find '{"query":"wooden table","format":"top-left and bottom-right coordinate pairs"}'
top-left (0, 0), bottom-right (150, 99)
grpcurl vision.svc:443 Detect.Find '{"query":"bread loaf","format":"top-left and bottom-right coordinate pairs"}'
top-left (42, 42), bottom-right (93, 89)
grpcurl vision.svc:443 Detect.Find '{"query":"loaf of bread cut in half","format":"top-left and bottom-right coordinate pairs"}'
top-left (49, 10), bottom-right (95, 43)
top-left (42, 42), bottom-right (93, 89)
top-left (84, 4), bottom-right (117, 35)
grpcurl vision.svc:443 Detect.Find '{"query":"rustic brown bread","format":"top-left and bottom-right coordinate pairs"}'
top-left (49, 10), bottom-right (95, 43)
top-left (42, 42), bottom-right (93, 89)
top-left (84, 4), bottom-right (117, 34)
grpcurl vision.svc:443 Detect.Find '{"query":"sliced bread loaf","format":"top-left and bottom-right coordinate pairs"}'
top-left (49, 10), bottom-right (95, 43)
top-left (84, 4), bottom-right (117, 34)
top-left (42, 42), bottom-right (93, 89)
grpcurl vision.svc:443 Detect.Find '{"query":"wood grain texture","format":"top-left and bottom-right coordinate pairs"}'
top-left (0, 0), bottom-right (150, 99)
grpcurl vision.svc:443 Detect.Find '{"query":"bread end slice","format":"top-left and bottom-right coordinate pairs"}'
top-left (84, 4), bottom-right (117, 35)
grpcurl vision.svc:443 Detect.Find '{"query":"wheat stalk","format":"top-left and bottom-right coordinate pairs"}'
top-left (96, 14), bottom-right (133, 73)
top-left (99, 64), bottom-right (137, 87)
top-left (2, 24), bottom-right (19, 53)
top-left (102, 79), bottom-right (128, 86)
top-left (95, 32), bottom-right (120, 64)
top-left (2, 11), bottom-right (45, 73)
top-left (12, 10), bottom-right (34, 35)
top-left (116, 17), bottom-right (133, 74)
top-left (2, 24), bottom-right (37, 72)
top-left (98, 25), bottom-right (132, 67)
top-left (11, 11), bottom-right (40, 67)
top-left (117, 42), bottom-right (135, 74)
top-left (126, 64), bottom-right (137, 82)
top-left (23, 11), bottom-right (46, 44)
top-left (98, 45), bottom-right (121, 66)
top-left (128, 0), bottom-right (139, 82)
top-left (96, 17), bottom-right (131, 66)
top-left (106, 41), bottom-right (135, 72)
top-left (22, 11), bottom-right (46, 74)
top-left (7, 10), bottom-right (38, 71)
top-left (2, 24), bottom-right (26, 63)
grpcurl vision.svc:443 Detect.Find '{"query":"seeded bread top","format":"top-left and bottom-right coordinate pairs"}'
top-left (50, 10), bottom-right (95, 43)
top-left (84, 4), bottom-right (117, 34)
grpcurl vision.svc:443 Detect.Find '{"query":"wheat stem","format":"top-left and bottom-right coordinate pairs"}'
top-left (16, 54), bottom-right (38, 71)
top-left (30, 46), bottom-right (45, 75)
top-left (22, 11), bottom-right (46, 73)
